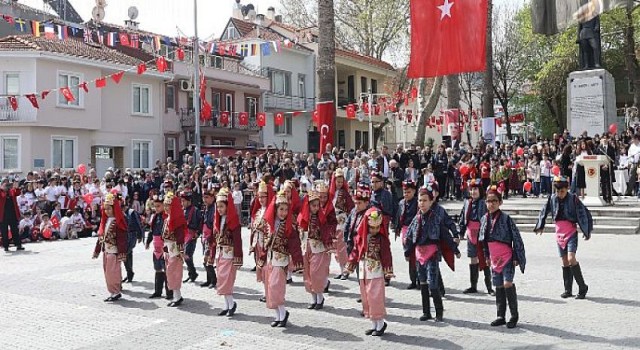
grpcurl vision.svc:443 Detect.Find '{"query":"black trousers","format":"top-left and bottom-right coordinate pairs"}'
top-left (123, 252), bottom-right (134, 277)
top-left (1, 221), bottom-right (21, 249)
top-left (601, 170), bottom-right (613, 203)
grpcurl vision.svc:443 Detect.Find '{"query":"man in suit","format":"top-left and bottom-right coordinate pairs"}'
top-left (1, 178), bottom-right (24, 252)
top-left (595, 134), bottom-right (616, 204)
top-left (376, 146), bottom-right (392, 180)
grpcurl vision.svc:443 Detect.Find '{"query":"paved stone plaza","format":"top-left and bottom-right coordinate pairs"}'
top-left (1, 228), bottom-right (639, 350)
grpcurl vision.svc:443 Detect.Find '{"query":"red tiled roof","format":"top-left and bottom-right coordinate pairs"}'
top-left (229, 18), bottom-right (257, 37)
top-left (336, 48), bottom-right (395, 71)
top-left (221, 18), bottom-right (312, 52)
top-left (0, 35), bottom-right (158, 69)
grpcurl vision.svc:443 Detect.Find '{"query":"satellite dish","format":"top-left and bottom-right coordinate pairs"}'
top-left (128, 6), bottom-right (139, 20)
top-left (95, 0), bottom-right (107, 7)
top-left (92, 6), bottom-right (105, 22)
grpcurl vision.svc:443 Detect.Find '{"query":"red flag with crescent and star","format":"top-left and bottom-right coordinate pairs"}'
top-left (60, 87), bottom-right (75, 102)
top-left (219, 111), bottom-right (229, 125)
top-left (312, 109), bottom-right (319, 126)
top-left (239, 112), bottom-right (249, 126)
top-left (346, 104), bottom-right (356, 119)
top-left (274, 112), bottom-right (284, 126)
top-left (317, 101), bottom-right (335, 155)
top-left (257, 112), bottom-right (266, 127)
top-left (408, 0), bottom-right (487, 78)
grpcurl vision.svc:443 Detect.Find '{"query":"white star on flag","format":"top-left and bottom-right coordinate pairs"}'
top-left (437, 0), bottom-right (454, 20)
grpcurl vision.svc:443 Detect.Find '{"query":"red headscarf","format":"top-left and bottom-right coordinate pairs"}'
top-left (285, 182), bottom-right (301, 215)
top-left (250, 183), bottom-right (275, 220)
top-left (353, 208), bottom-right (389, 261)
top-left (98, 196), bottom-right (127, 235)
top-left (264, 195), bottom-right (294, 238)
top-left (168, 195), bottom-right (187, 232)
top-left (297, 196), bottom-right (326, 231)
top-left (328, 173), bottom-right (354, 212)
top-left (215, 192), bottom-right (241, 233)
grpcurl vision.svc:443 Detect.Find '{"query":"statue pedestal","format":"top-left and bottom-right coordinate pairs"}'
top-left (576, 155), bottom-right (608, 207)
top-left (567, 69), bottom-right (616, 137)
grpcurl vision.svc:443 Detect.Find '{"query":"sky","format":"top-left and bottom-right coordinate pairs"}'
top-left (18, 0), bottom-right (521, 41)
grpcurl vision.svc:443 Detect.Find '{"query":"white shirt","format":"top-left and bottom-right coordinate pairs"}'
top-left (628, 143), bottom-right (640, 163)
top-left (232, 190), bottom-right (243, 205)
top-left (44, 186), bottom-right (59, 202)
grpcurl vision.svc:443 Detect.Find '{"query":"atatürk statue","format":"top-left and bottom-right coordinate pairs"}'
top-left (577, 15), bottom-right (602, 70)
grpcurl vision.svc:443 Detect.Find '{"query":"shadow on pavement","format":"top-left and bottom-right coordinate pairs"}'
top-left (381, 333), bottom-right (463, 349)
top-left (282, 324), bottom-right (364, 342)
top-left (112, 298), bottom-right (160, 311)
top-left (587, 296), bottom-right (640, 308)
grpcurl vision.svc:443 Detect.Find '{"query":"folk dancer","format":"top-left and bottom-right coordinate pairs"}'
top-left (181, 191), bottom-right (201, 283)
top-left (344, 184), bottom-right (372, 304)
top-left (282, 180), bottom-right (301, 284)
top-left (427, 181), bottom-right (458, 296)
top-left (479, 186), bottom-right (526, 328)
top-left (162, 192), bottom-right (187, 307)
top-left (370, 171), bottom-right (395, 286)
top-left (258, 191), bottom-right (304, 327)
top-left (250, 181), bottom-right (274, 301)
top-left (459, 179), bottom-right (494, 295)
top-left (404, 184), bottom-right (460, 322)
top-left (534, 176), bottom-right (592, 299)
top-left (122, 199), bottom-right (144, 283)
top-left (315, 181), bottom-right (338, 292)
top-left (298, 190), bottom-right (334, 310)
top-left (92, 193), bottom-right (127, 302)
top-left (213, 188), bottom-right (243, 316)
top-left (200, 189), bottom-right (217, 289)
top-left (145, 194), bottom-right (171, 299)
top-left (344, 208), bottom-right (393, 336)
top-left (330, 169), bottom-right (355, 280)
top-left (394, 180), bottom-right (419, 289)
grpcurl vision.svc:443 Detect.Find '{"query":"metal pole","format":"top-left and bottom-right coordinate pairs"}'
top-left (193, 0), bottom-right (201, 164)
top-left (368, 90), bottom-right (373, 150)
top-left (403, 112), bottom-right (407, 149)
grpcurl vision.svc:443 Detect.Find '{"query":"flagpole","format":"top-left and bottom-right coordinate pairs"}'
top-left (193, 0), bottom-right (201, 164)
top-left (368, 89), bottom-right (373, 150)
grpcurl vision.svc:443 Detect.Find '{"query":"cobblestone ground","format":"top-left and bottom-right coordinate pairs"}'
top-left (1, 229), bottom-right (639, 350)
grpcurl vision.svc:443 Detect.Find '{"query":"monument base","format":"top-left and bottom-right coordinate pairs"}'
top-left (567, 69), bottom-right (616, 137)
top-left (582, 195), bottom-right (606, 207)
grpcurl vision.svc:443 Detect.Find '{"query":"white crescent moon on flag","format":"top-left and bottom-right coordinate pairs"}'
top-left (320, 124), bottom-right (329, 139)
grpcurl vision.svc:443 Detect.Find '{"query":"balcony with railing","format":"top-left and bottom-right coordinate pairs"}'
top-left (180, 108), bottom-right (260, 132)
top-left (264, 92), bottom-right (316, 111)
top-left (0, 103), bottom-right (37, 122)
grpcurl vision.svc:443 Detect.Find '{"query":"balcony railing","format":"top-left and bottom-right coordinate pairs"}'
top-left (180, 108), bottom-right (260, 131)
top-left (0, 103), bottom-right (37, 122)
top-left (264, 92), bottom-right (316, 111)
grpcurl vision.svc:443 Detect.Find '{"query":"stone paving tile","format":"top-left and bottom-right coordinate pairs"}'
top-left (1, 228), bottom-right (639, 350)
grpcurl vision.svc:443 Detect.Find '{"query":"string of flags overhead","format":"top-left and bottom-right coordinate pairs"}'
top-left (1, 12), bottom-right (293, 58)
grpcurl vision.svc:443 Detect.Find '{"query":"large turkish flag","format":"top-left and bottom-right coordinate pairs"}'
top-left (316, 101), bottom-right (335, 155)
top-left (408, 0), bottom-right (488, 78)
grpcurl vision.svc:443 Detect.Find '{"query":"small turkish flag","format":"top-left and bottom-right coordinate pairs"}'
top-left (137, 63), bottom-right (147, 75)
top-left (407, 111), bottom-right (413, 123)
top-left (95, 77), bottom-right (107, 88)
top-left (157, 56), bottom-right (167, 72)
top-left (119, 32), bottom-right (130, 47)
top-left (219, 111), bottom-right (229, 125)
top-left (346, 104), bottom-right (356, 119)
top-left (257, 112), bottom-right (266, 127)
top-left (374, 104), bottom-right (381, 116)
top-left (26, 94), bottom-right (39, 109)
top-left (80, 82), bottom-right (88, 93)
top-left (111, 71), bottom-right (124, 84)
top-left (60, 87), bottom-right (75, 102)
top-left (275, 112), bottom-right (284, 126)
top-left (201, 100), bottom-right (212, 122)
top-left (411, 87), bottom-right (418, 99)
top-left (7, 96), bottom-right (17, 111)
top-left (312, 110), bottom-right (319, 126)
top-left (50, 216), bottom-right (60, 229)
top-left (239, 112), bottom-right (249, 126)
top-left (363, 102), bottom-right (370, 115)
top-left (408, 0), bottom-right (487, 78)
top-left (177, 48), bottom-right (185, 61)
top-left (41, 90), bottom-right (50, 100)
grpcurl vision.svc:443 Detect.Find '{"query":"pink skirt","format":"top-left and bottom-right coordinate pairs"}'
top-left (334, 233), bottom-right (348, 266)
top-left (165, 254), bottom-right (183, 291)
top-left (216, 257), bottom-right (237, 296)
top-left (264, 262), bottom-right (287, 309)
top-left (304, 249), bottom-right (330, 294)
top-left (103, 253), bottom-right (122, 295)
top-left (359, 277), bottom-right (386, 321)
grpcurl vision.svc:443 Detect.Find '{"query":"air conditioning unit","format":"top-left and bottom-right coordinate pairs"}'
top-left (180, 79), bottom-right (192, 92)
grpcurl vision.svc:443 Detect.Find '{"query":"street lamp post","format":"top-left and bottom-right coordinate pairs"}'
top-left (193, 0), bottom-right (201, 164)
top-left (359, 91), bottom-right (391, 150)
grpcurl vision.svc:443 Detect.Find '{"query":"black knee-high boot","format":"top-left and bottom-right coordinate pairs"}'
top-left (561, 266), bottom-right (574, 298)
top-left (505, 285), bottom-right (519, 328)
top-left (464, 264), bottom-right (479, 294)
top-left (184, 258), bottom-right (198, 282)
top-left (210, 265), bottom-right (217, 289)
top-left (438, 273), bottom-right (445, 296)
top-left (407, 264), bottom-right (418, 290)
top-left (491, 287), bottom-right (507, 326)
top-left (419, 284), bottom-right (432, 321)
top-left (164, 272), bottom-right (173, 300)
top-left (483, 267), bottom-right (495, 295)
top-left (431, 288), bottom-right (444, 322)
top-left (200, 265), bottom-right (213, 287)
top-left (149, 272), bottom-right (163, 298)
top-left (571, 263), bottom-right (588, 299)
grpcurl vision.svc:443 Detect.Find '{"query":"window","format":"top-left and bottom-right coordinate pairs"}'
top-left (210, 56), bottom-right (223, 69)
top-left (133, 84), bottom-right (152, 115)
top-left (224, 26), bottom-right (238, 40)
top-left (274, 114), bottom-right (293, 135)
top-left (225, 93), bottom-right (234, 113)
top-left (166, 137), bottom-right (176, 161)
top-left (4, 73), bottom-right (19, 95)
top-left (338, 130), bottom-right (346, 149)
top-left (371, 79), bottom-right (378, 94)
top-left (57, 72), bottom-right (81, 107)
top-left (245, 96), bottom-right (258, 119)
top-left (298, 74), bottom-right (306, 98)
top-left (165, 85), bottom-right (175, 110)
top-left (132, 140), bottom-right (151, 169)
top-left (348, 75), bottom-right (355, 102)
top-left (355, 131), bottom-right (368, 150)
top-left (270, 70), bottom-right (291, 96)
top-left (212, 91), bottom-right (221, 113)
top-left (0, 135), bottom-right (19, 171)
top-left (361, 76), bottom-right (368, 93)
top-left (52, 137), bottom-right (75, 169)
